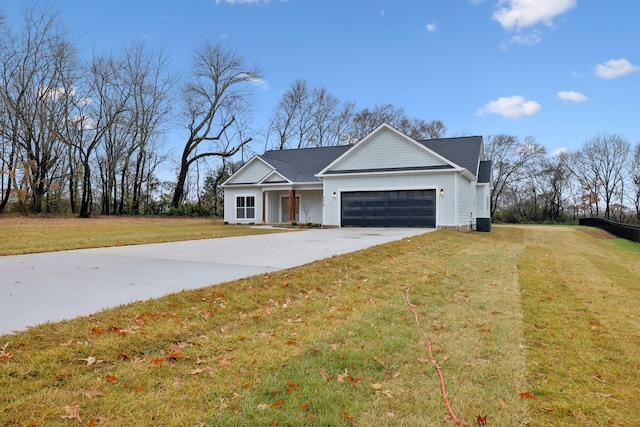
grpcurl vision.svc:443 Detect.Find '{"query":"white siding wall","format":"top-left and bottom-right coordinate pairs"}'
top-left (322, 172), bottom-right (456, 227)
top-left (298, 191), bottom-right (323, 224)
top-left (332, 128), bottom-right (447, 171)
top-left (223, 187), bottom-right (262, 224)
top-left (475, 184), bottom-right (491, 218)
top-left (225, 160), bottom-right (271, 184)
top-left (457, 176), bottom-right (475, 228)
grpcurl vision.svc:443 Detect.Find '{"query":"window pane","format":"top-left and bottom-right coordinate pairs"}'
top-left (236, 197), bottom-right (245, 208)
top-left (236, 208), bottom-right (245, 219)
top-left (247, 196), bottom-right (255, 207)
top-left (246, 207), bottom-right (255, 219)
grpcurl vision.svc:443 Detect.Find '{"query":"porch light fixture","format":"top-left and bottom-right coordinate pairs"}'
top-left (439, 189), bottom-right (445, 197)
top-left (332, 192), bottom-right (337, 199)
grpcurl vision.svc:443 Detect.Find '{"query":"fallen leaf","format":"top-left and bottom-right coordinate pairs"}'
top-left (91, 327), bottom-right (104, 335)
top-left (337, 368), bottom-right (348, 382)
top-left (61, 404), bottom-right (82, 422)
top-left (573, 411), bottom-right (586, 419)
top-left (593, 374), bottom-right (606, 383)
top-left (340, 411), bottom-right (357, 421)
top-left (257, 403), bottom-right (269, 410)
top-left (270, 399), bottom-right (285, 408)
top-left (329, 343), bottom-right (339, 350)
top-left (189, 369), bottom-right (204, 375)
top-left (387, 412), bottom-right (394, 417)
top-left (217, 358), bottom-right (230, 367)
top-left (476, 414), bottom-right (488, 425)
top-left (305, 412), bottom-right (318, 420)
top-left (286, 381), bottom-right (299, 393)
top-left (75, 356), bottom-right (103, 366)
top-left (149, 357), bottom-right (165, 367)
top-left (371, 383), bottom-right (382, 390)
top-left (165, 352), bottom-right (182, 361)
top-left (105, 375), bottom-right (118, 383)
top-left (298, 401), bottom-right (310, 411)
top-left (320, 368), bottom-right (329, 381)
top-left (81, 389), bottom-right (103, 399)
top-left (519, 390), bottom-right (536, 399)
top-left (1, 343), bottom-right (15, 361)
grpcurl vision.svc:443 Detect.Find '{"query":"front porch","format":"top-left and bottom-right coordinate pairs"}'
top-left (261, 188), bottom-right (324, 225)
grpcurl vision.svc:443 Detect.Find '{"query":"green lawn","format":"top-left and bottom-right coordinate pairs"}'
top-left (1, 223), bottom-right (638, 426)
top-left (0, 216), bottom-right (286, 255)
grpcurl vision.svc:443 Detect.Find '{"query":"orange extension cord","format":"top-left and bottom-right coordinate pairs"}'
top-left (404, 287), bottom-right (467, 426)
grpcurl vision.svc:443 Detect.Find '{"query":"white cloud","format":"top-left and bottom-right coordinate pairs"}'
top-left (594, 58), bottom-right (639, 79)
top-left (493, 0), bottom-right (576, 31)
top-left (68, 114), bottom-right (96, 131)
top-left (508, 31), bottom-right (541, 46)
top-left (557, 90), bottom-right (588, 103)
top-left (476, 95), bottom-right (541, 119)
top-left (238, 73), bottom-right (269, 89)
top-left (426, 23), bottom-right (437, 33)
top-left (552, 147), bottom-right (568, 157)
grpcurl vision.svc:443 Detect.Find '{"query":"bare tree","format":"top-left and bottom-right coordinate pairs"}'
top-left (0, 9), bottom-right (12, 213)
top-left (172, 40), bottom-right (261, 208)
top-left (120, 42), bottom-right (175, 214)
top-left (271, 78), bottom-right (307, 150)
top-left (348, 104), bottom-right (405, 142)
top-left (484, 134), bottom-right (546, 216)
top-left (347, 104), bottom-right (445, 142)
top-left (69, 52), bottom-right (130, 217)
top-left (307, 86), bottom-right (339, 147)
top-left (0, 5), bottom-right (79, 213)
top-left (629, 143), bottom-right (640, 220)
top-left (269, 79), bottom-right (356, 149)
top-left (573, 133), bottom-right (630, 219)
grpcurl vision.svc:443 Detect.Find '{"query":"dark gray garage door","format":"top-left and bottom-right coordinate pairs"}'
top-left (341, 190), bottom-right (436, 228)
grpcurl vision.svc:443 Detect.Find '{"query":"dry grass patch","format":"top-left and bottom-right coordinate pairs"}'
top-left (517, 225), bottom-right (640, 426)
top-left (1, 225), bottom-right (638, 426)
top-left (0, 216), bottom-right (285, 255)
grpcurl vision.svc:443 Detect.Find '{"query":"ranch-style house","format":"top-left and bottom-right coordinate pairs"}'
top-left (221, 123), bottom-right (492, 231)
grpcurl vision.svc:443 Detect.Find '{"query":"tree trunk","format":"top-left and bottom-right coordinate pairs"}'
top-left (0, 145), bottom-right (14, 214)
top-left (172, 149), bottom-right (190, 209)
top-left (79, 160), bottom-right (93, 218)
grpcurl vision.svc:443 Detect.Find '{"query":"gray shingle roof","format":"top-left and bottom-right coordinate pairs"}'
top-left (260, 145), bottom-right (351, 182)
top-left (259, 135), bottom-right (486, 183)
top-left (418, 136), bottom-right (483, 177)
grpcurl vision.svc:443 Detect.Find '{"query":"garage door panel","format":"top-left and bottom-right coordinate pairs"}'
top-left (341, 190), bottom-right (436, 228)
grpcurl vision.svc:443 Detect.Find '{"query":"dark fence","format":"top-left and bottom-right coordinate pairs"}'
top-left (579, 217), bottom-right (640, 243)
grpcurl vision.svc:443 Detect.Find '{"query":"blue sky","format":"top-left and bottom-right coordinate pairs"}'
top-left (2, 0), bottom-right (639, 160)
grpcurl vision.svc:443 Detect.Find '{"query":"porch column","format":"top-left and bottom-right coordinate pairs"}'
top-left (262, 190), bottom-right (266, 224)
top-left (288, 189), bottom-right (296, 224)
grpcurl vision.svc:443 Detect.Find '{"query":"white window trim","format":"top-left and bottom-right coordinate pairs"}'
top-left (236, 195), bottom-right (256, 220)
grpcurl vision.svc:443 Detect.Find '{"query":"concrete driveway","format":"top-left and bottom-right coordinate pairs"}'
top-left (1, 227), bottom-right (431, 335)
